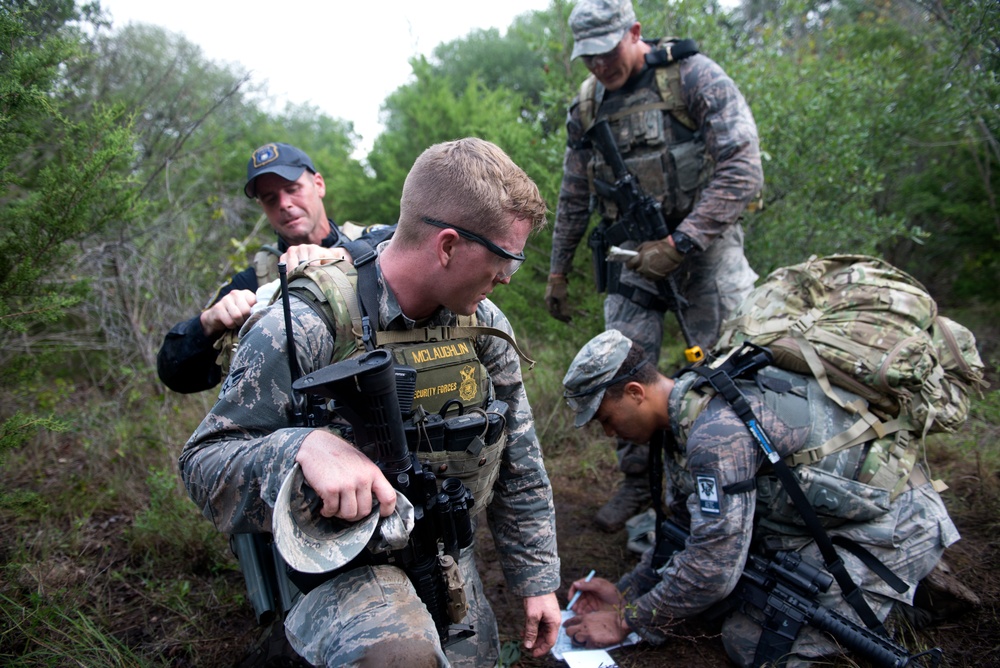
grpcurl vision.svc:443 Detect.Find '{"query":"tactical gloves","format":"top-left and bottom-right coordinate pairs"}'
top-left (545, 274), bottom-right (572, 322)
top-left (626, 239), bottom-right (685, 280)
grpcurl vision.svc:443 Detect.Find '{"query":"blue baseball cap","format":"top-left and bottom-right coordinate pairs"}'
top-left (244, 142), bottom-right (316, 198)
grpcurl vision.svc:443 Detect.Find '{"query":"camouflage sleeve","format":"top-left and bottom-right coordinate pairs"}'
top-left (675, 54), bottom-right (763, 250)
top-left (618, 392), bottom-right (810, 643)
top-left (550, 99), bottom-right (594, 276)
top-left (617, 394), bottom-right (779, 644)
top-left (178, 298), bottom-right (337, 534)
top-left (476, 300), bottom-right (561, 597)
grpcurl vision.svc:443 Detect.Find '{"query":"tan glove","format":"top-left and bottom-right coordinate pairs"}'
top-left (545, 274), bottom-right (572, 323)
top-left (626, 239), bottom-right (685, 280)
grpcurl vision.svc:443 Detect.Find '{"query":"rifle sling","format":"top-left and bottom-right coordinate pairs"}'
top-left (650, 429), bottom-right (669, 569)
top-left (691, 366), bottom-right (892, 636)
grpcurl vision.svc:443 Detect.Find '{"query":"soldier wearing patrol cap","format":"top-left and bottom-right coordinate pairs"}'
top-left (156, 142), bottom-right (394, 395)
top-left (559, 330), bottom-right (960, 667)
top-left (179, 137), bottom-right (561, 667)
top-left (547, 0), bottom-right (764, 532)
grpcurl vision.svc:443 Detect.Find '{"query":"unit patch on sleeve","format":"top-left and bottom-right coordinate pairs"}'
top-left (696, 473), bottom-right (721, 515)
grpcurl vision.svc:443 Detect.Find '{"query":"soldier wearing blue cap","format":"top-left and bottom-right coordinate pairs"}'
top-left (546, 0), bottom-right (765, 532)
top-left (156, 142), bottom-right (394, 394)
top-left (560, 331), bottom-right (961, 667)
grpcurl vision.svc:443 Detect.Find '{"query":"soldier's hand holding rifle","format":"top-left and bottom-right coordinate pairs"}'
top-left (626, 235), bottom-right (685, 280)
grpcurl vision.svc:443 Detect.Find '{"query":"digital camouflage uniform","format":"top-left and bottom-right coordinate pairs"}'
top-left (179, 253), bottom-right (561, 668)
top-left (551, 42), bottom-right (764, 511)
top-left (613, 368), bottom-right (959, 667)
top-left (156, 221), bottom-right (393, 394)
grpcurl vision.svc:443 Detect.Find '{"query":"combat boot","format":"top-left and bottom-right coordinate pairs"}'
top-left (595, 473), bottom-right (652, 533)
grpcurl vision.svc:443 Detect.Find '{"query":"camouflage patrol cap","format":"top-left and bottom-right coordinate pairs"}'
top-left (562, 329), bottom-right (633, 427)
top-left (244, 142), bottom-right (316, 198)
top-left (569, 0), bottom-right (637, 60)
top-left (273, 463), bottom-right (414, 574)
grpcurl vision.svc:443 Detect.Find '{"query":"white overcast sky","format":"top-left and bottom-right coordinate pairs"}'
top-left (98, 0), bottom-right (554, 156)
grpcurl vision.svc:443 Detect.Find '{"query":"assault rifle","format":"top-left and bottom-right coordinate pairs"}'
top-left (291, 348), bottom-right (476, 647)
top-left (654, 519), bottom-right (943, 668)
top-left (586, 118), bottom-right (703, 363)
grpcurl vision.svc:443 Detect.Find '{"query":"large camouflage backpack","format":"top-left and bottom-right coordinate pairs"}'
top-left (715, 255), bottom-right (986, 481)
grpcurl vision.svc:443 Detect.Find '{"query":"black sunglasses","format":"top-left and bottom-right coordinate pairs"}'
top-left (421, 216), bottom-right (525, 278)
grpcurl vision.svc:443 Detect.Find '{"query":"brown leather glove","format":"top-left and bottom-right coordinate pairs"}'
top-left (545, 274), bottom-right (572, 323)
top-left (626, 239), bottom-right (685, 280)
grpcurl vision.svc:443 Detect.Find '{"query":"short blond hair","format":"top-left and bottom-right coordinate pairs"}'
top-left (395, 138), bottom-right (548, 245)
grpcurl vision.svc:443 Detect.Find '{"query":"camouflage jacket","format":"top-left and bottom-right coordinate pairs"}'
top-left (550, 45), bottom-right (763, 275)
top-left (178, 255), bottom-right (560, 598)
top-left (614, 369), bottom-right (956, 644)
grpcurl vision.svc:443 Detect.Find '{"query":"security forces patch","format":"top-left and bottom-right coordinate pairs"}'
top-left (252, 143), bottom-right (279, 168)
top-left (696, 473), bottom-right (721, 515)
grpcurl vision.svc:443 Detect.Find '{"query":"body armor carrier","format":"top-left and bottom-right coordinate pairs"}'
top-left (282, 258), bottom-right (533, 511)
top-left (578, 39), bottom-right (713, 227)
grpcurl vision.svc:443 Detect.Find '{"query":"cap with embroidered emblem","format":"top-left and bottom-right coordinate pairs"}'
top-left (244, 142), bottom-right (316, 198)
top-left (569, 0), bottom-right (637, 60)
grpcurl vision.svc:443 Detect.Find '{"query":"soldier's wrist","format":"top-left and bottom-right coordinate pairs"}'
top-left (671, 231), bottom-right (696, 255)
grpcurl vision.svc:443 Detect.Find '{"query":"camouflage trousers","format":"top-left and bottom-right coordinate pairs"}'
top-left (606, 223), bottom-right (757, 474)
top-left (285, 546), bottom-right (499, 668)
top-left (721, 481), bottom-right (960, 667)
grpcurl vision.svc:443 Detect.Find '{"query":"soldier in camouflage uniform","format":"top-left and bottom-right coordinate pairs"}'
top-left (559, 330), bottom-right (959, 667)
top-left (179, 138), bottom-right (561, 667)
top-left (157, 142), bottom-right (393, 394)
top-left (546, 0), bottom-right (764, 532)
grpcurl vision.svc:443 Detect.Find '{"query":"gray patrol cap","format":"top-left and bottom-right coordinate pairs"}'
top-left (244, 142), bottom-right (316, 198)
top-left (273, 463), bottom-right (414, 574)
top-left (562, 329), bottom-right (633, 427)
top-left (569, 0), bottom-right (637, 60)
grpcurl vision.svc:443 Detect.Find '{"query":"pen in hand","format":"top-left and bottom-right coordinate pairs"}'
top-left (567, 569), bottom-right (596, 611)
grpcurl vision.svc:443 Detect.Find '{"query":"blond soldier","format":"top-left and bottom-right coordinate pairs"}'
top-left (180, 138), bottom-right (561, 667)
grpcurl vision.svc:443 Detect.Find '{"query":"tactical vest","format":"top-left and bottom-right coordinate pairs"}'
top-left (578, 39), bottom-right (713, 225)
top-left (280, 259), bottom-right (535, 511)
top-left (667, 365), bottom-right (920, 534)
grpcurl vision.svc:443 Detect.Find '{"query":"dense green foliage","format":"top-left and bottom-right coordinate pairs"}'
top-left (0, 0), bottom-right (998, 664)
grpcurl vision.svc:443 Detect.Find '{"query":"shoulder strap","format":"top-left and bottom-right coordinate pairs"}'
top-left (280, 259), bottom-right (366, 362)
top-left (649, 38), bottom-right (699, 131)
top-left (578, 75), bottom-right (605, 133)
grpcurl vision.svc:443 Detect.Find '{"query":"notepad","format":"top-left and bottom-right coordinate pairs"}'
top-left (551, 610), bottom-right (640, 665)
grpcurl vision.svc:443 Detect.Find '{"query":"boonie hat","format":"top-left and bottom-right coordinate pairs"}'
top-left (244, 142), bottom-right (316, 198)
top-left (562, 329), bottom-right (634, 427)
top-left (273, 463), bottom-right (414, 573)
top-left (569, 0), bottom-right (637, 60)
